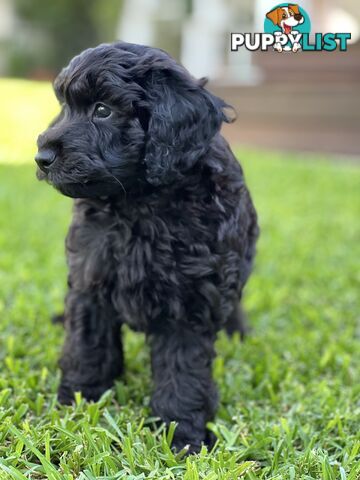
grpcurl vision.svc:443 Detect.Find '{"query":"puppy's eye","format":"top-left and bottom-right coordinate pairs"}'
top-left (282, 13), bottom-right (287, 18)
top-left (93, 104), bottom-right (111, 119)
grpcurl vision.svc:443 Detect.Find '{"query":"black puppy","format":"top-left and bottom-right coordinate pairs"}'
top-left (35, 42), bottom-right (259, 452)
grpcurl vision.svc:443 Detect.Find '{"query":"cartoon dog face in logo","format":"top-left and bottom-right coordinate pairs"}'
top-left (266, 4), bottom-right (304, 52)
top-left (266, 4), bottom-right (304, 34)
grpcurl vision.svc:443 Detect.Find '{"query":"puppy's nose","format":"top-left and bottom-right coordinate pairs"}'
top-left (294, 14), bottom-right (303, 21)
top-left (35, 149), bottom-right (56, 172)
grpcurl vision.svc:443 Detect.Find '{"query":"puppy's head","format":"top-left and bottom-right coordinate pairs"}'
top-left (35, 42), bottom-right (233, 198)
top-left (266, 4), bottom-right (304, 34)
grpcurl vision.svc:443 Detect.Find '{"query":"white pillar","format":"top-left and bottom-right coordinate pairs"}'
top-left (0, 0), bottom-right (15, 74)
top-left (117, 0), bottom-right (158, 45)
top-left (180, 0), bottom-right (229, 79)
top-left (226, 0), bottom-right (263, 84)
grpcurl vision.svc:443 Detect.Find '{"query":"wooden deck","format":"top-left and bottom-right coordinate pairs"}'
top-left (210, 43), bottom-right (360, 157)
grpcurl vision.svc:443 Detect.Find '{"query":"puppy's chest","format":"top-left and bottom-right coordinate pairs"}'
top-left (67, 199), bottom-right (208, 292)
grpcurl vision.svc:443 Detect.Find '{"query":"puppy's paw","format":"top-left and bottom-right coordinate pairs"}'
top-left (58, 380), bottom-right (111, 404)
top-left (292, 42), bottom-right (301, 52)
top-left (171, 429), bottom-right (216, 455)
top-left (57, 382), bottom-right (75, 405)
top-left (172, 437), bottom-right (202, 455)
top-left (274, 43), bottom-right (283, 53)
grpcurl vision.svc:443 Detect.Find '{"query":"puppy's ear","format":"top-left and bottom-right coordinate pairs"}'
top-left (289, 4), bottom-right (300, 14)
top-left (140, 67), bottom-right (233, 185)
top-left (266, 8), bottom-right (280, 26)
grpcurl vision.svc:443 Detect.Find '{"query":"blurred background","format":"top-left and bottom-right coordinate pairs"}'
top-left (0, 0), bottom-right (359, 160)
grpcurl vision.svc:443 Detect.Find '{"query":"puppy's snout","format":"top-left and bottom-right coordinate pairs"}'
top-left (35, 149), bottom-right (57, 172)
top-left (294, 14), bottom-right (303, 21)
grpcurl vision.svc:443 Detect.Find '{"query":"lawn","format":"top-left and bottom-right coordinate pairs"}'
top-left (0, 79), bottom-right (359, 479)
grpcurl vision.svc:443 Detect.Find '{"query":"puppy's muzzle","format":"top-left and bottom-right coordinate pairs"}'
top-left (35, 149), bottom-right (57, 172)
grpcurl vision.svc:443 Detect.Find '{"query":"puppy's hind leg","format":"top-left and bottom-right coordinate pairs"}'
top-left (224, 303), bottom-right (249, 339)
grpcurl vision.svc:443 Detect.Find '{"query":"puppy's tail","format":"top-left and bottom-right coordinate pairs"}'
top-left (224, 303), bottom-right (249, 340)
top-left (52, 313), bottom-right (65, 325)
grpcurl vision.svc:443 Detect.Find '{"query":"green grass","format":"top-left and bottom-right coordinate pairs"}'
top-left (0, 79), bottom-right (359, 479)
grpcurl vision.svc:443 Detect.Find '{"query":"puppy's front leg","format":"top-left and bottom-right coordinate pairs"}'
top-left (58, 290), bottom-right (123, 404)
top-left (150, 329), bottom-right (217, 453)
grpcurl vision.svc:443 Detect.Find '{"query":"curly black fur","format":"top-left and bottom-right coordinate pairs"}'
top-left (35, 42), bottom-right (259, 452)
